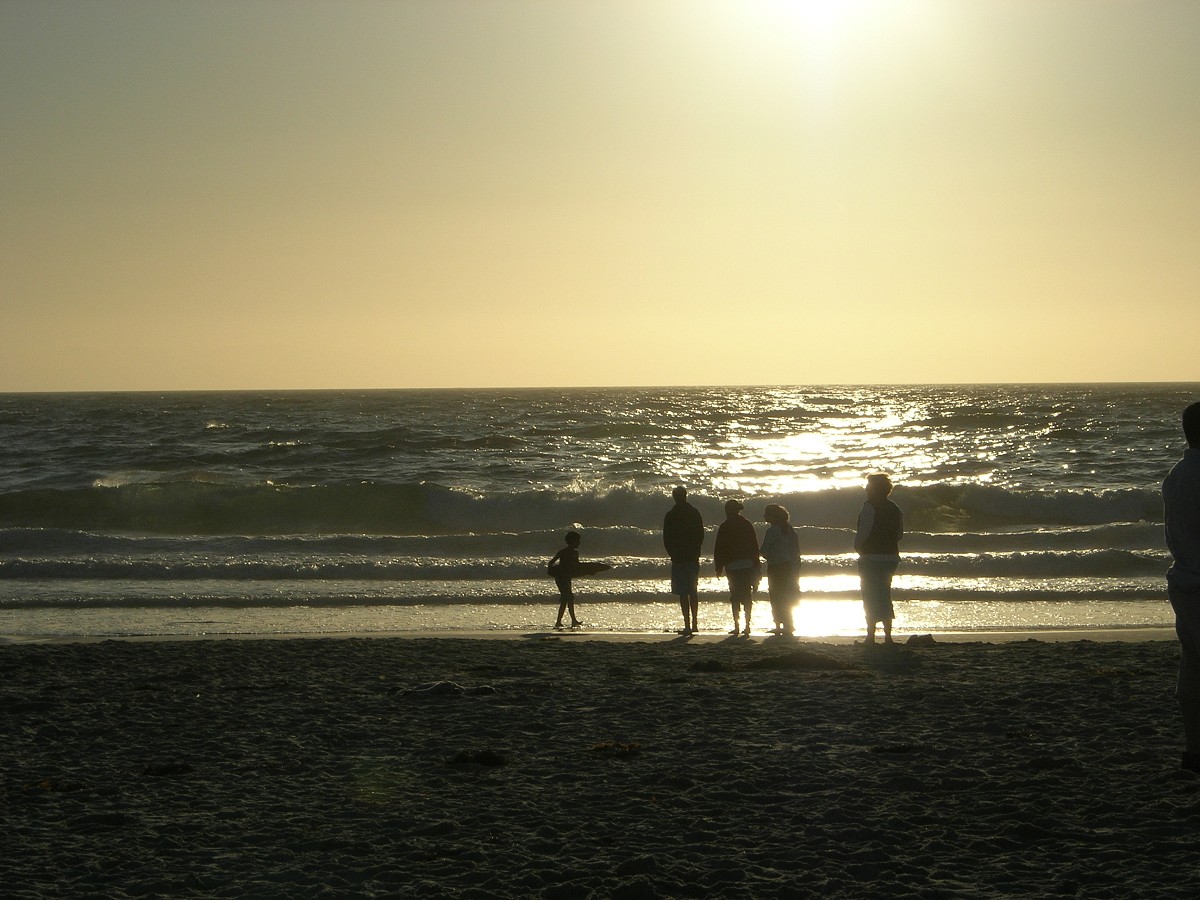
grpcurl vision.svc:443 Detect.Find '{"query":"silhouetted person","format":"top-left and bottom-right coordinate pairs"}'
top-left (548, 531), bottom-right (583, 628)
top-left (663, 486), bottom-right (704, 634)
top-left (761, 503), bottom-right (800, 635)
top-left (854, 473), bottom-right (903, 645)
top-left (714, 499), bottom-right (760, 635)
top-left (1164, 401), bottom-right (1200, 775)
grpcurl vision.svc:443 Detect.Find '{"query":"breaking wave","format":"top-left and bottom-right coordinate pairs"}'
top-left (0, 481), bottom-right (1165, 537)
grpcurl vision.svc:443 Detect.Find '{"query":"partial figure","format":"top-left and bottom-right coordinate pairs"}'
top-left (547, 530), bottom-right (583, 629)
top-left (663, 486), bottom-right (705, 634)
top-left (1164, 401), bottom-right (1200, 775)
top-left (761, 503), bottom-right (800, 635)
top-left (854, 473), bottom-right (903, 645)
top-left (713, 499), bottom-right (761, 635)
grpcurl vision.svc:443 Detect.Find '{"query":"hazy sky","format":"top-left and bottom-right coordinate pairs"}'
top-left (3, 1), bottom-right (1198, 391)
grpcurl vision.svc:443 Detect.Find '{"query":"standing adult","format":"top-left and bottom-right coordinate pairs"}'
top-left (761, 503), bottom-right (801, 635)
top-left (714, 499), bottom-right (761, 636)
top-left (663, 486), bottom-right (705, 634)
top-left (854, 473), bottom-right (904, 645)
top-left (1164, 401), bottom-right (1200, 775)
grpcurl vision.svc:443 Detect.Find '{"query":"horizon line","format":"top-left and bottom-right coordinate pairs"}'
top-left (2, 380), bottom-right (1198, 396)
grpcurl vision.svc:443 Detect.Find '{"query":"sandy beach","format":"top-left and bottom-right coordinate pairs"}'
top-left (4, 633), bottom-right (1200, 899)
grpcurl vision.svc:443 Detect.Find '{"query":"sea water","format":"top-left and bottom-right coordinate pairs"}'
top-left (0, 384), bottom-right (1192, 639)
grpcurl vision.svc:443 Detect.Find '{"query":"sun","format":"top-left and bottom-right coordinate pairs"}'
top-left (785, 0), bottom-right (863, 32)
top-left (758, 0), bottom-right (887, 39)
top-left (732, 0), bottom-right (948, 53)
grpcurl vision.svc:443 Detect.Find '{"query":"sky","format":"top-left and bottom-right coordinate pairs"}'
top-left (2, 0), bottom-right (1198, 391)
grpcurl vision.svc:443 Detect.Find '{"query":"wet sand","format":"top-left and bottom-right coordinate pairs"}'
top-left (4, 634), bottom-right (1200, 898)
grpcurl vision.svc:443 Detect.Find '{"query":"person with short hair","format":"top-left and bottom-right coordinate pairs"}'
top-left (1164, 401), bottom-right (1200, 774)
top-left (854, 473), bottom-right (903, 645)
top-left (663, 486), bottom-right (705, 634)
top-left (547, 531), bottom-right (584, 629)
top-left (761, 503), bottom-right (800, 635)
top-left (714, 499), bottom-right (761, 636)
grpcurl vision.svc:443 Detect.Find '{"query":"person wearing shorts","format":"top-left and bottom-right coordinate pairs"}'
top-left (663, 486), bottom-right (705, 634)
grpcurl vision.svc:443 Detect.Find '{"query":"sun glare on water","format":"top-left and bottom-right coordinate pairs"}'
top-left (707, 408), bottom-right (968, 497)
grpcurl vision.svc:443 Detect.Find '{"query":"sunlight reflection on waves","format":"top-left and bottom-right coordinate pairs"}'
top-left (702, 389), bottom-right (1006, 496)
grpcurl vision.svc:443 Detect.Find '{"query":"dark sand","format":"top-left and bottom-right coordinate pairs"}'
top-left (4, 634), bottom-right (1200, 898)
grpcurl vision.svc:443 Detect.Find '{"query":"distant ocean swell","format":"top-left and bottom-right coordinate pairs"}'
top-left (0, 480), bottom-right (1166, 535)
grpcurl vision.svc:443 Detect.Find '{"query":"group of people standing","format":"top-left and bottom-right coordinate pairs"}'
top-left (663, 475), bottom-right (904, 642)
top-left (546, 474), bottom-right (905, 639)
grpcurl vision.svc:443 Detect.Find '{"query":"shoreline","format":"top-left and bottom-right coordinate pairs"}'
top-left (0, 624), bottom-right (1179, 647)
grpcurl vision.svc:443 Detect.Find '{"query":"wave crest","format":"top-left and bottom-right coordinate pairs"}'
top-left (0, 480), bottom-right (1165, 537)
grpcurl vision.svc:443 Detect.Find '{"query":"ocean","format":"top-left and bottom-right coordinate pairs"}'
top-left (0, 384), bottom-right (1193, 640)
